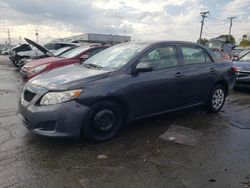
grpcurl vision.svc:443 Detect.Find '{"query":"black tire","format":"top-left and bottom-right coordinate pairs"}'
top-left (13, 59), bottom-right (20, 68)
top-left (82, 101), bottom-right (124, 142)
top-left (207, 84), bottom-right (226, 113)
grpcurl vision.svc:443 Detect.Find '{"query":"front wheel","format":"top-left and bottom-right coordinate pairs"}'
top-left (207, 84), bottom-right (226, 113)
top-left (82, 101), bottom-right (124, 142)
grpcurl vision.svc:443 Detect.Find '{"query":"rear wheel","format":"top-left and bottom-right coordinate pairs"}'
top-left (82, 101), bottom-right (124, 142)
top-left (207, 84), bottom-right (226, 113)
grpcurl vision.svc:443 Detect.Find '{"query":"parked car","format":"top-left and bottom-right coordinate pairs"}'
top-left (9, 44), bottom-right (32, 63)
top-left (18, 46), bottom-right (77, 68)
top-left (233, 50), bottom-right (250, 89)
top-left (19, 41), bottom-right (237, 142)
top-left (20, 44), bottom-right (109, 81)
top-left (210, 48), bottom-right (230, 60)
top-left (11, 38), bottom-right (79, 68)
top-left (231, 46), bottom-right (245, 59)
top-left (1, 48), bottom-right (10, 55)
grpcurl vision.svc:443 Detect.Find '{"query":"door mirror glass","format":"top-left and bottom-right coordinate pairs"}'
top-left (134, 62), bottom-right (153, 73)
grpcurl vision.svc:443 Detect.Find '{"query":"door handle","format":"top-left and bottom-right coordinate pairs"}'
top-left (175, 72), bottom-right (183, 78)
top-left (210, 67), bottom-right (216, 72)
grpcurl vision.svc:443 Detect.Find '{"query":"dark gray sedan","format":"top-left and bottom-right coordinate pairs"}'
top-left (18, 41), bottom-right (237, 142)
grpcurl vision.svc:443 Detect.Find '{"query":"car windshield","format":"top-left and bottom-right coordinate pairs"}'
top-left (53, 47), bottom-right (73, 56)
top-left (83, 43), bottom-right (147, 70)
top-left (240, 52), bottom-right (250, 62)
top-left (239, 50), bottom-right (250, 59)
top-left (58, 47), bottom-right (88, 58)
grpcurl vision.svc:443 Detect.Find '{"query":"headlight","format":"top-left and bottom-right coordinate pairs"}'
top-left (40, 89), bottom-right (83, 105)
top-left (30, 64), bottom-right (48, 74)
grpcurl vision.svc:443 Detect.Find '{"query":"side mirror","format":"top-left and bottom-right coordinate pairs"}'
top-left (80, 54), bottom-right (89, 61)
top-left (133, 62), bottom-right (153, 74)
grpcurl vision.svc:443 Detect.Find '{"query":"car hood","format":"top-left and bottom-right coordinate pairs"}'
top-left (233, 61), bottom-right (250, 72)
top-left (24, 38), bottom-right (54, 56)
top-left (29, 64), bottom-right (110, 90)
top-left (24, 57), bottom-right (63, 68)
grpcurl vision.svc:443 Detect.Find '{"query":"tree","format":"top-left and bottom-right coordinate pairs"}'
top-left (218, 34), bottom-right (236, 45)
top-left (243, 34), bottom-right (247, 39)
top-left (197, 38), bottom-right (208, 45)
top-left (239, 39), bottom-right (250, 48)
top-left (239, 34), bottom-right (250, 48)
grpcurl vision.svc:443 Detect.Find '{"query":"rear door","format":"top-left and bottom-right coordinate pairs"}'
top-left (129, 44), bottom-right (183, 118)
top-left (178, 45), bottom-right (218, 106)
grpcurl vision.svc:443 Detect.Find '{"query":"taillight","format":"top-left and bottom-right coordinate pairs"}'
top-left (231, 66), bottom-right (237, 73)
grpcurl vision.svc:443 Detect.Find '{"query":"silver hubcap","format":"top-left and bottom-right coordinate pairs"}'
top-left (212, 89), bottom-right (225, 110)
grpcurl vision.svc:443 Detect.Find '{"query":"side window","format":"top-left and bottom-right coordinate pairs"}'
top-left (182, 46), bottom-right (208, 65)
top-left (138, 46), bottom-right (179, 70)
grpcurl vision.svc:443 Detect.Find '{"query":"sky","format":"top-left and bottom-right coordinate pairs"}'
top-left (0, 0), bottom-right (249, 44)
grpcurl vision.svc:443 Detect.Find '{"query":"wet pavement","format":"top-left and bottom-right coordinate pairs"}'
top-left (0, 55), bottom-right (250, 188)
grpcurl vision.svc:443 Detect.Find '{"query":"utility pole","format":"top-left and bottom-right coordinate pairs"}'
top-left (228, 16), bottom-right (236, 37)
top-left (35, 29), bottom-right (39, 43)
top-left (198, 11), bottom-right (209, 44)
top-left (7, 28), bottom-right (11, 45)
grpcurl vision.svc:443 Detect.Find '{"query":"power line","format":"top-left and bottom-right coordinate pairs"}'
top-left (198, 11), bottom-right (209, 44)
top-left (206, 17), bottom-right (227, 26)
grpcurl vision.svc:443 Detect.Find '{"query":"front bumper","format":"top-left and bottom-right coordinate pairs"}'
top-left (20, 69), bottom-right (28, 79)
top-left (234, 75), bottom-right (250, 89)
top-left (18, 86), bottom-right (90, 137)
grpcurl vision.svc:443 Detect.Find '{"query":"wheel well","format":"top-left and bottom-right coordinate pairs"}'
top-left (93, 96), bottom-right (130, 122)
top-left (215, 80), bottom-right (229, 96)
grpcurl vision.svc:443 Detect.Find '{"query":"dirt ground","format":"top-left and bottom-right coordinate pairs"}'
top-left (0, 55), bottom-right (250, 188)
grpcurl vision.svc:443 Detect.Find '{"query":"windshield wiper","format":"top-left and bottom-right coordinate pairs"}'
top-left (83, 63), bottom-right (103, 70)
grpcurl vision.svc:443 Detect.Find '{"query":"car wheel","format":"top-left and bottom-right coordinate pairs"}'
top-left (13, 59), bottom-right (20, 68)
top-left (82, 101), bottom-right (124, 142)
top-left (207, 84), bottom-right (226, 113)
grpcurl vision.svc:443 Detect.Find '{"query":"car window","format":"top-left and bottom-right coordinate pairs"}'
top-left (182, 46), bottom-right (208, 65)
top-left (55, 43), bottom-right (62, 50)
top-left (89, 48), bottom-right (105, 57)
top-left (138, 46), bottom-right (179, 70)
top-left (58, 47), bottom-right (88, 58)
top-left (240, 53), bottom-right (250, 62)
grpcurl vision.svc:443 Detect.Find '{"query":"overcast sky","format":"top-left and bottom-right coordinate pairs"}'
top-left (0, 0), bottom-right (249, 44)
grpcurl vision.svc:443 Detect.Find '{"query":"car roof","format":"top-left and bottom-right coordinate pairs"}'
top-left (123, 40), bottom-right (204, 46)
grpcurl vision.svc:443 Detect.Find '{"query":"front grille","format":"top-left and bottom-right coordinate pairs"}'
top-left (237, 71), bottom-right (250, 78)
top-left (23, 90), bottom-right (36, 102)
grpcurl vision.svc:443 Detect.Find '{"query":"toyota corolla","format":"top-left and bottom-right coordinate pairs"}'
top-left (19, 41), bottom-right (237, 142)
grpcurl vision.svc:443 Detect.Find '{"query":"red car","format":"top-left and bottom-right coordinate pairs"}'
top-left (20, 41), bottom-right (109, 81)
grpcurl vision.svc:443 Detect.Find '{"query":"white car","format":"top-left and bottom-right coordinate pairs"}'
top-left (12, 38), bottom-right (79, 67)
top-left (1, 48), bottom-right (10, 55)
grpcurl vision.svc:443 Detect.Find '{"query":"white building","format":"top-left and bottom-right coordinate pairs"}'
top-left (54, 33), bottom-right (131, 45)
